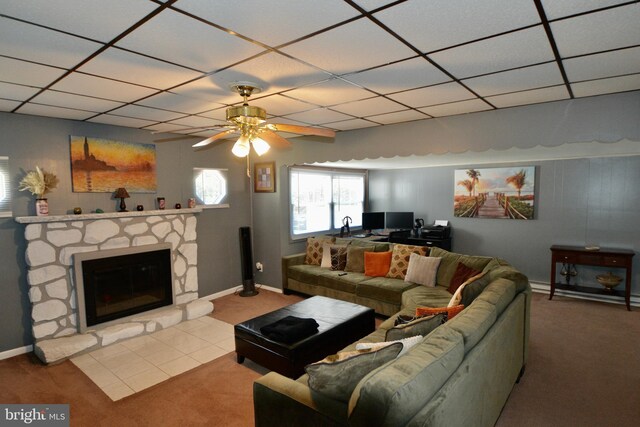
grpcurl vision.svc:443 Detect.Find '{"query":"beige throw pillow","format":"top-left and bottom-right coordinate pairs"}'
top-left (404, 253), bottom-right (441, 287)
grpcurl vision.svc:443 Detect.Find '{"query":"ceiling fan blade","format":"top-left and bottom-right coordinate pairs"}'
top-left (267, 123), bottom-right (335, 138)
top-left (259, 130), bottom-right (291, 149)
top-left (192, 129), bottom-right (237, 148)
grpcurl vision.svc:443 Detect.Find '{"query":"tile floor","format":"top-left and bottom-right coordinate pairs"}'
top-left (70, 316), bottom-right (234, 401)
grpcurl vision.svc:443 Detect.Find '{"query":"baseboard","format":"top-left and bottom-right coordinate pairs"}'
top-left (0, 344), bottom-right (33, 361)
top-left (530, 281), bottom-right (640, 307)
top-left (200, 283), bottom-right (283, 302)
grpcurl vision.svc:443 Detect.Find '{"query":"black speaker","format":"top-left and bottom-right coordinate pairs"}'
top-left (239, 226), bottom-right (258, 297)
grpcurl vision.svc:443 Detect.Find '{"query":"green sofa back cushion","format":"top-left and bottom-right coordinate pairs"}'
top-left (350, 239), bottom-right (390, 252)
top-left (345, 246), bottom-right (373, 273)
top-left (348, 326), bottom-right (464, 427)
top-left (445, 299), bottom-right (497, 354)
top-left (429, 247), bottom-right (494, 289)
top-left (385, 313), bottom-right (445, 341)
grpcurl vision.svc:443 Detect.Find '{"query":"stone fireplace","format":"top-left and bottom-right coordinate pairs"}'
top-left (16, 208), bottom-right (213, 364)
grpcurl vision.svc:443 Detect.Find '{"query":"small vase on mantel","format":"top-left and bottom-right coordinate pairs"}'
top-left (35, 198), bottom-right (49, 216)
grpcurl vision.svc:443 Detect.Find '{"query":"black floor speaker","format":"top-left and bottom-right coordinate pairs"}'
top-left (239, 226), bottom-right (258, 297)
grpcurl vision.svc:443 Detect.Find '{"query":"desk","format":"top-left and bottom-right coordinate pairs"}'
top-left (549, 245), bottom-right (635, 311)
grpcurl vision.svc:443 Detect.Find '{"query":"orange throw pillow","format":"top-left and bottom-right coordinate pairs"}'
top-left (448, 262), bottom-right (481, 294)
top-left (364, 251), bottom-right (392, 277)
top-left (415, 305), bottom-right (464, 320)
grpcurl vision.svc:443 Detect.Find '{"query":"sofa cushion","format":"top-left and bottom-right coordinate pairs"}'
top-left (364, 251), bottom-right (392, 277)
top-left (401, 285), bottom-right (453, 311)
top-left (288, 264), bottom-right (322, 285)
top-left (348, 326), bottom-right (465, 426)
top-left (305, 236), bottom-right (335, 265)
top-left (448, 262), bottom-right (482, 294)
top-left (416, 304), bottom-right (465, 320)
top-left (357, 277), bottom-right (417, 305)
top-left (351, 239), bottom-right (390, 252)
top-left (317, 270), bottom-right (369, 294)
top-left (330, 245), bottom-right (349, 270)
top-left (321, 242), bottom-right (349, 268)
top-left (386, 244), bottom-right (428, 279)
top-left (306, 342), bottom-right (403, 403)
top-left (445, 299), bottom-right (497, 354)
top-left (448, 271), bottom-right (488, 307)
top-left (355, 335), bottom-right (423, 357)
top-left (429, 247), bottom-right (493, 289)
top-left (486, 265), bottom-right (529, 294)
top-left (475, 279), bottom-right (517, 316)
top-left (459, 272), bottom-right (493, 307)
top-left (404, 253), bottom-right (441, 287)
top-left (345, 246), bottom-right (373, 273)
top-left (385, 313), bottom-right (445, 341)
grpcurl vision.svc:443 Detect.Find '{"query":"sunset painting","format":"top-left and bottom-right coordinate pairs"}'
top-left (454, 166), bottom-right (535, 220)
top-left (70, 136), bottom-right (157, 193)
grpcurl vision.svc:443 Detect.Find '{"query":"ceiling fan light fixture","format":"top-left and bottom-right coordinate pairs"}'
top-left (251, 137), bottom-right (270, 156)
top-left (231, 134), bottom-right (250, 157)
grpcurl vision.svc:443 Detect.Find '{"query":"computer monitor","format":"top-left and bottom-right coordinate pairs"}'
top-left (385, 212), bottom-right (414, 230)
top-left (361, 212), bottom-right (385, 232)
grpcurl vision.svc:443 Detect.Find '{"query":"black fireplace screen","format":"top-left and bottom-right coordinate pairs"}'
top-left (81, 248), bottom-right (173, 327)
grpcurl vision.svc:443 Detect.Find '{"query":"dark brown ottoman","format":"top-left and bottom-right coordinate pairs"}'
top-left (234, 296), bottom-right (375, 378)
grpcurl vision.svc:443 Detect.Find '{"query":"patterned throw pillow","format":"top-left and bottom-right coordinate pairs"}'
top-left (304, 236), bottom-right (335, 265)
top-left (321, 243), bottom-right (349, 268)
top-left (415, 304), bottom-right (465, 320)
top-left (448, 262), bottom-right (482, 294)
top-left (386, 244), bottom-right (428, 279)
top-left (330, 245), bottom-right (348, 271)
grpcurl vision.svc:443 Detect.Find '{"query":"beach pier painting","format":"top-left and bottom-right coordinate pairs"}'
top-left (454, 166), bottom-right (535, 220)
top-left (70, 136), bottom-right (157, 193)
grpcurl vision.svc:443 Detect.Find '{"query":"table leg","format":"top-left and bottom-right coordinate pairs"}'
top-left (237, 354), bottom-right (245, 364)
top-left (625, 268), bottom-right (632, 311)
top-left (550, 259), bottom-right (556, 300)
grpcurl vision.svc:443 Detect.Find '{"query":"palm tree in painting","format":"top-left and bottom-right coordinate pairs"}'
top-left (506, 169), bottom-right (527, 198)
top-left (466, 169), bottom-right (481, 196)
top-left (457, 179), bottom-right (474, 197)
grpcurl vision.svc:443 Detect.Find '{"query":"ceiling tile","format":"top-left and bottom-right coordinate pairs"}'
top-left (174, 0), bottom-right (359, 47)
top-left (281, 18), bottom-right (416, 75)
top-left (463, 63), bottom-right (564, 96)
top-left (324, 118), bottom-right (381, 131)
top-left (572, 74), bottom-right (640, 98)
top-left (563, 46), bottom-right (640, 82)
top-left (116, 9), bottom-right (265, 73)
top-left (541, 0), bottom-right (630, 20)
top-left (77, 48), bottom-right (203, 90)
top-left (352, 1), bottom-right (401, 12)
top-left (486, 85), bottom-right (570, 108)
top-left (0, 16), bottom-right (102, 68)
top-left (170, 76), bottom-right (242, 105)
top-left (50, 73), bottom-right (159, 103)
top-left (0, 99), bottom-right (21, 112)
top-left (551, 4), bottom-right (640, 58)
top-left (0, 0), bottom-right (157, 43)
top-left (196, 107), bottom-right (228, 122)
top-left (145, 123), bottom-right (192, 133)
top-left (373, 0), bottom-right (540, 53)
top-left (0, 82), bottom-right (41, 101)
top-left (109, 105), bottom-right (184, 122)
top-left (332, 96), bottom-right (405, 117)
top-left (387, 82), bottom-right (475, 108)
top-left (365, 109), bottom-right (429, 125)
top-left (250, 95), bottom-right (316, 117)
top-left (429, 27), bottom-right (555, 79)
top-left (167, 115), bottom-right (221, 129)
top-left (30, 91), bottom-right (124, 112)
top-left (17, 103), bottom-right (96, 120)
top-left (202, 52), bottom-right (332, 100)
top-left (419, 99), bottom-right (493, 117)
top-left (88, 114), bottom-right (156, 128)
top-left (285, 78), bottom-right (373, 106)
top-left (283, 108), bottom-right (353, 125)
top-left (343, 57), bottom-right (451, 94)
top-left (137, 92), bottom-right (224, 114)
top-left (0, 57), bottom-right (66, 87)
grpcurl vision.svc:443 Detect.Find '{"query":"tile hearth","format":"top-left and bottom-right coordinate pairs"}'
top-left (70, 315), bottom-right (234, 401)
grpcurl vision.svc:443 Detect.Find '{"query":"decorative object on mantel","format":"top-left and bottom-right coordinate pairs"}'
top-left (596, 272), bottom-right (623, 292)
top-left (136, 205), bottom-right (144, 211)
top-left (188, 197), bottom-right (196, 208)
top-left (18, 166), bottom-right (59, 216)
top-left (114, 187), bottom-right (130, 212)
top-left (175, 203), bottom-right (182, 209)
top-left (73, 207), bottom-right (82, 215)
top-left (157, 197), bottom-right (165, 210)
top-left (95, 208), bottom-right (104, 213)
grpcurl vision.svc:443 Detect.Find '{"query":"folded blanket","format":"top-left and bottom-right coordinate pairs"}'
top-left (260, 315), bottom-right (319, 344)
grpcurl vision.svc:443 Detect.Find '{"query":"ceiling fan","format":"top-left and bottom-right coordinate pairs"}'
top-left (192, 82), bottom-right (336, 157)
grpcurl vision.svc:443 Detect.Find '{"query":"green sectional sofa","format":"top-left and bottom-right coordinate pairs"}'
top-left (256, 246), bottom-right (531, 427)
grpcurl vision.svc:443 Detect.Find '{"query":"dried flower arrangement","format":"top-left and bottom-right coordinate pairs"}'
top-left (18, 166), bottom-right (59, 199)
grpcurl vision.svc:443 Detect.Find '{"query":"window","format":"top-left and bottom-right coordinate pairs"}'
top-left (193, 168), bottom-right (229, 208)
top-left (289, 166), bottom-right (366, 238)
top-left (0, 157), bottom-right (11, 218)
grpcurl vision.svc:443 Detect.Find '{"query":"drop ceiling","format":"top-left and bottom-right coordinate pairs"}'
top-left (1, 0), bottom-right (639, 139)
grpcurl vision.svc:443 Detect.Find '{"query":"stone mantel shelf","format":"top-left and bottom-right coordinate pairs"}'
top-left (14, 207), bottom-right (203, 224)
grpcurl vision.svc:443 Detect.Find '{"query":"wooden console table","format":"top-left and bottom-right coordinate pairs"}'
top-left (550, 245), bottom-right (635, 311)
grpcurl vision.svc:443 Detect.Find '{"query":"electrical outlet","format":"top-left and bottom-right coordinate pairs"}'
top-left (256, 262), bottom-right (264, 272)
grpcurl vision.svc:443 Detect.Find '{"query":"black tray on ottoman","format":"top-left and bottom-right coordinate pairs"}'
top-left (234, 296), bottom-right (375, 378)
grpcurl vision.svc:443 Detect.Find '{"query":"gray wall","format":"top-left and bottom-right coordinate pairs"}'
top-left (0, 112), bottom-right (251, 353)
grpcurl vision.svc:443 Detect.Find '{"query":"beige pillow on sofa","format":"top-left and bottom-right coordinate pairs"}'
top-left (404, 253), bottom-right (441, 287)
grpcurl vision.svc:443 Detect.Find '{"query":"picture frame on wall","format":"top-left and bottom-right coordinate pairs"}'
top-left (254, 162), bottom-right (276, 193)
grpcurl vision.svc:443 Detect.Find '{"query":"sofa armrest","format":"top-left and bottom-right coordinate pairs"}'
top-left (254, 372), bottom-right (347, 427)
top-left (282, 253), bottom-right (306, 290)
